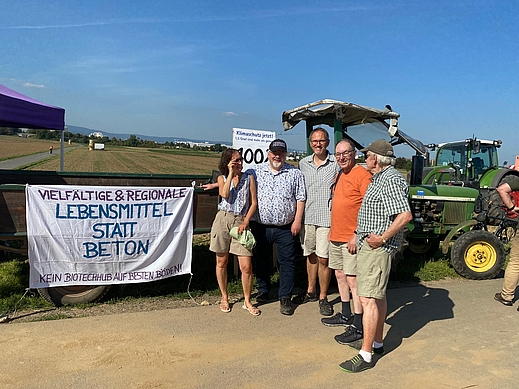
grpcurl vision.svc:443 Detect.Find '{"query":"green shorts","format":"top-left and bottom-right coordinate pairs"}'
top-left (356, 241), bottom-right (391, 299)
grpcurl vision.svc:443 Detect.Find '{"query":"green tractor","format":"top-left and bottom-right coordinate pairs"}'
top-left (423, 138), bottom-right (519, 224)
top-left (282, 99), bottom-right (518, 280)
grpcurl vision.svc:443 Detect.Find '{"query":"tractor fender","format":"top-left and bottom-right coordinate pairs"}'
top-left (441, 219), bottom-right (478, 254)
top-left (485, 168), bottom-right (519, 189)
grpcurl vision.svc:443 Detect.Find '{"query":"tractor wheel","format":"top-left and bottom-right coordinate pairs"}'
top-left (406, 238), bottom-right (440, 258)
top-left (487, 175), bottom-right (519, 225)
top-left (450, 230), bottom-right (505, 280)
top-left (38, 285), bottom-right (111, 307)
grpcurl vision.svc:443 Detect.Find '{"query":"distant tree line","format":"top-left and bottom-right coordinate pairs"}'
top-left (0, 127), bottom-right (227, 152)
top-left (0, 127), bottom-right (22, 135)
top-left (395, 157), bottom-right (412, 171)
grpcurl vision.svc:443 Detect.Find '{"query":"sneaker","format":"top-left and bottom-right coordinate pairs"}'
top-left (335, 325), bottom-right (363, 345)
top-left (280, 297), bottom-right (294, 315)
top-left (292, 292), bottom-right (318, 305)
top-left (256, 292), bottom-right (269, 304)
top-left (347, 339), bottom-right (385, 355)
top-left (494, 292), bottom-right (513, 306)
top-left (339, 354), bottom-right (375, 373)
top-left (319, 298), bottom-right (334, 316)
top-left (321, 312), bottom-right (353, 327)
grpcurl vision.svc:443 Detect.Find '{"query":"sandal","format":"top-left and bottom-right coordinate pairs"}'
top-left (242, 303), bottom-right (261, 316)
top-left (220, 300), bottom-right (231, 313)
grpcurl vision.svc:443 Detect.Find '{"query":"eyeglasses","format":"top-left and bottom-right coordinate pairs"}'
top-left (310, 139), bottom-right (328, 144)
top-left (234, 158), bottom-right (243, 163)
top-left (334, 150), bottom-right (355, 158)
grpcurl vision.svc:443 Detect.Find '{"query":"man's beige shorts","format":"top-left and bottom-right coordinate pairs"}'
top-left (300, 224), bottom-right (330, 258)
top-left (209, 210), bottom-right (252, 257)
top-left (328, 241), bottom-right (357, 275)
top-left (356, 241), bottom-right (391, 299)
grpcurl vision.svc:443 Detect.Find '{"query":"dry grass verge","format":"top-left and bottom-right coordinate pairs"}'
top-left (27, 146), bottom-right (221, 175)
top-left (0, 135), bottom-right (69, 161)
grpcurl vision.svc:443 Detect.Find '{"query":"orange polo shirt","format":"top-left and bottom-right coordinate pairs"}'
top-left (329, 165), bottom-right (372, 242)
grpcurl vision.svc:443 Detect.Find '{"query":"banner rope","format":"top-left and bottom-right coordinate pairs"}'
top-left (0, 287), bottom-right (30, 323)
top-left (186, 272), bottom-right (201, 305)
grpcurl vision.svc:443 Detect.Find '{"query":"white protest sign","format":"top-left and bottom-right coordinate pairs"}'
top-left (232, 128), bottom-right (276, 170)
top-left (26, 185), bottom-right (193, 288)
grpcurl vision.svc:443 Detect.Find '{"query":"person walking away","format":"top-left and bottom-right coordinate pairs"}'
top-left (321, 140), bottom-right (371, 344)
top-left (294, 127), bottom-right (339, 316)
top-left (493, 180), bottom-right (519, 307)
top-left (209, 149), bottom-right (260, 316)
top-left (248, 139), bottom-right (306, 315)
top-left (339, 139), bottom-right (412, 373)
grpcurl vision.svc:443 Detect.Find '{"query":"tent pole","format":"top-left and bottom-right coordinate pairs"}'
top-left (60, 129), bottom-right (64, 171)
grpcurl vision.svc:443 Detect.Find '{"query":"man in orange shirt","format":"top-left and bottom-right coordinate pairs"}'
top-left (321, 139), bottom-right (371, 345)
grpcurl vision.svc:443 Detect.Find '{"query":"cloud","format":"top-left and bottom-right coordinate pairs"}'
top-left (23, 82), bottom-right (45, 88)
top-left (0, 6), bottom-right (382, 30)
top-left (0, 18), bottom-right (160, 30)
top-left (223, 111), bottom-right (238, 116)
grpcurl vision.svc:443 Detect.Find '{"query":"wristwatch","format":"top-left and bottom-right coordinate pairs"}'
top-left (381, 235), bottom-right (387, 244)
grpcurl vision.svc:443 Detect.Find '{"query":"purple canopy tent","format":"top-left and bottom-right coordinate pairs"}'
top-left (0, 83), bottom-right (66, 170)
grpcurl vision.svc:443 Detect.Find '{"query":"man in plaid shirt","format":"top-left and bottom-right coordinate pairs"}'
top-left (339, 139), bottom-right (412, 373)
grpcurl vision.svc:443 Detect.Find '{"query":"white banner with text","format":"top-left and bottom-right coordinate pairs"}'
top-left (26, 185), bottom-right (193, 288)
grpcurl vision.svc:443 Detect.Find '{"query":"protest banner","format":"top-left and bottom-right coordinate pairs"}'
top-left (232, 128), bottom-right (276, 170)
top-left (26, 185), bottom-right (193, 288)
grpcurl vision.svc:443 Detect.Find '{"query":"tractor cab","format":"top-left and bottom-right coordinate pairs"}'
top-left (423, 138), bottom-right (502, 187)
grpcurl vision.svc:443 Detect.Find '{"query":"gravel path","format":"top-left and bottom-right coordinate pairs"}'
top-left (2, 278), bottom-right (518, 389)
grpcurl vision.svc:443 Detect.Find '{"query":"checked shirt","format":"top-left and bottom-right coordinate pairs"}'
top-left (356, 166), bottom-right (410, 254)
top-left (299, 152), bottom-right (340, 227)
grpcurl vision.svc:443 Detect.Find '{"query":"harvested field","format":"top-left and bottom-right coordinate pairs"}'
top-left (0, 135), bottom-right (69, 161)
top-left (27, 145), bottom-right (221, 175)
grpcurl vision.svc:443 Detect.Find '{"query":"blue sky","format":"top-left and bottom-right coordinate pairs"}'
top-left (1, 0), bottom-right (518, 162)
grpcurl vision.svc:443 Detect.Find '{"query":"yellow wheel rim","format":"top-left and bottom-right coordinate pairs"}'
top-left (464, 241), bottom-right (497, 272)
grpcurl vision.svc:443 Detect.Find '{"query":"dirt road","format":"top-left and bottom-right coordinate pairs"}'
top-left (1, 278), bottom-right (518, 389)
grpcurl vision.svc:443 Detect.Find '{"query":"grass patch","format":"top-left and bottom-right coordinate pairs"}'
top-left (37, 313), bottom-right (72, 321)
top-left (391, 250), bottom-right (460, 283)
top-left (0, 259), bottom-right (52, 315)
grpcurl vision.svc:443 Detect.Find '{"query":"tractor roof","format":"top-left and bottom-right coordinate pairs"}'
top-left (282, 99), bottom-right (428, 159)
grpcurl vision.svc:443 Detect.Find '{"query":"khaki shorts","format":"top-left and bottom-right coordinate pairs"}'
top-left (328, 241), bottom-right (357, 275)
top-left (356, 241), bottom-right (391, 299)
top-left (300, 224), bottom-right (330, 258)
top-left (209, 210), bottom-right (252, 257)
